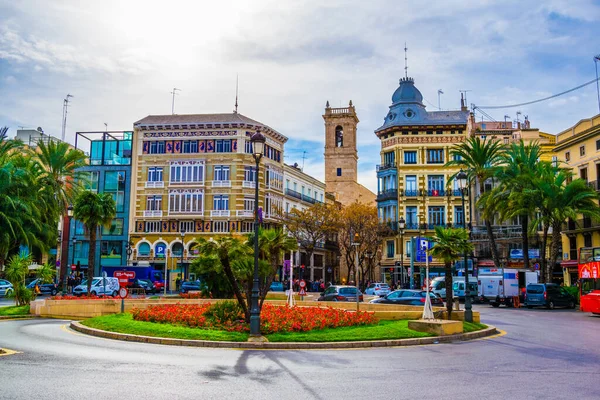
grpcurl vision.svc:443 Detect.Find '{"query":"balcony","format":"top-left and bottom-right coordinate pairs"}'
top-left (379, 221), bottom-right (398, 233)
top-left (143, 210), bottom-right (163, 217)
top-left (285, 188), bottom-right (302, 200)
top-left (376, 189), bottom-right (398, 202)
top-left (236, 210), bottom-right (253, 218)
top-left (169, 180), bottom-right (204, 186)
top-left (211, 210), bottom-right (231, 217)
top-left (211, 180), bottom-right (231, 188)
top-left (242, 180), bottom-right (256, 189)
top-left (402, 190), bottom-right (419, 197)
top-left (426, 189), bottom-right (446, 197)
top-left (562, 217), bottom-right (600, 233)
top-left (302, 194), bottom-right (316, 204)
top-left (376, 163), bottom-right (396, 172)
top-left (145, 181), bottom-right (164, 189)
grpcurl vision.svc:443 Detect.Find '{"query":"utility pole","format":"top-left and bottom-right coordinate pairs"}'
top-left (594, 55), bottom-right (600, 114)
top-left (61, 94), bottom-right (73, 142)
top-left (171, 88), bottom-right (181, 115)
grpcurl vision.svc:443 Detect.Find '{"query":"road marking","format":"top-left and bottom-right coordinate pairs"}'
top-left (0, 348), bottom-right (21, 357)
top-left (474, 328), bottom-right (507, 341)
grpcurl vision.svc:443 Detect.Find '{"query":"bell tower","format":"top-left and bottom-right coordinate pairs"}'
top-left (323, 100), bottom-right (359, 202)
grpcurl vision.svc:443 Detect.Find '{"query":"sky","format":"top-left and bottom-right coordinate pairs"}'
top-left (1, 0), bottom-right (600, 193)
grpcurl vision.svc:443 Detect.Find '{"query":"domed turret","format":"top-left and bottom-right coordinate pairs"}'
top-left (391, 77), bottom-right (423, 105)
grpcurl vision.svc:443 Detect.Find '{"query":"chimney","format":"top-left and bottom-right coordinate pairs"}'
top-left (460, 93), bottom-right (467, 112)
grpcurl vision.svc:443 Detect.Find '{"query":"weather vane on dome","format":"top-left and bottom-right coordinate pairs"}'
top-left (404, 42), bottom-right (408, 79)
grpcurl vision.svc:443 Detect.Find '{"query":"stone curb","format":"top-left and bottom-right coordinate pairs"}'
top-left (70, 321), bottom-right (499, 350)
top-left (0, 315), bottom-right (34, 321)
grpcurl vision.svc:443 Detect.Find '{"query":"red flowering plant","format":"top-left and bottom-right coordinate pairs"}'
top-left (131, 302), bottom-right (376, 334)
top-left (50, 294), bottom-right (146, 300)
top-left (179, 292), bottom-right (209, 299)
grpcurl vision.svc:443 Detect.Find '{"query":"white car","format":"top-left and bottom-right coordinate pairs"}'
top-left (0, 279), bottom-right (14, 297)
top-left (364, 283), bottom-right (391, 297)
top-left (73, 277), bottom-right (120, 297)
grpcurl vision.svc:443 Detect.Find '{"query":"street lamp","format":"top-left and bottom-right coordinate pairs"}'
top-left (352, 232), bottom-right (360, 311)
top-left (398, 216), bottom-right (405, 287)
top-left (126, 240), bottom-right (133, 266)
top-left (249, 129), bottom-right (266, 337)
top-left (180, 228), bottom-right (186, 281)
top-left (67, 238), bottom-right (76, 295)
top-left (457, 169), bottom-right (473, 323)
top-left (62, 206), bottom-right (74, 295)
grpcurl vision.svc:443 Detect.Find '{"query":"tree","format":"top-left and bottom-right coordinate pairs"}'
top-left (281, 202), bottom-right (339, 279)
top-left (73, 191), bottom-right (116, 294)
top-left (429, 226), bottom-right (474, 319)
top-left (4, 253), bottom-right (34, 306)
top-left (446, 136), bottom-right (506, 269)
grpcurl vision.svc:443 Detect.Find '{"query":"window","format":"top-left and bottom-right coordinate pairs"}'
top-left (406, 206), bottom-right (417, 227)
top-left (102, 218), bottom-right (124, 236)
top-left (427, 149), bottom-right (444, 164)
top-left (149, 141), bottom-right (166, 154)
top-left (453, 154), bottom-right (462, 162)
top-left (214, 165), bottom-right (230, 181)
top-left (455, 206), bottom-right (464, 226)
top-left (144, 221), bottom-right (161, 233)
top-left (386, 240), bottom-right (395, 258)
top-left (104, 171), bottom-right (126, 212)
top-left (581, 167), bottom-right (588, 181)
top-left (146, 195), bottom-right (162, 211)
top-left (215, 139), bottom-right (232, 153)
top-left (213, 195), bottom-right (229, 210)
top-left (597, 140), bottom-right (600, 151)
top-left (580, 146), bottom-right (586, 157)
top-left (293, 182), bottom-right (297, 191)
top-left (337, 168), bottom-right (342, 177)
top-left (404, 151), bottom-right (417, 164)
top-left (244, 197), bottom-right (255, 211)
top-left (212, 221), bottom-right (229, 233)
top-left (335, 126), bottom-right (343, 147)
top-left (245, 140), bottom-right (253, 154)
top-left (182, 140), bottom-right (198, 153)
top-left (383, 151), bottom-right (395, 165)
top-left (84, 171), bottom-right (99, 192)
top-left (320, 193), bottom-right (324, 202)
top-left (169, 190), bottom-right (203, 214)
top-left (286, 179), bottom-right (290, 189)
top-left (170, 162), bottom-right (204, 184)
top-left (244, 166), bottom-right (256, 182)
top-left (180, 221), bottom-right (195, 233)
top-left (428, 206), bottom-right (445, 227)
top-left (301, 186), bottom-right (305, 195)
top-left (101, 241), bottom-right (122, 259)
top-left (405, 175), bottom-right (417, 196)
top-left (565, 151), bottom-right (570, 162)
top-left (147, 167), bottom-right (163, 182)
top-left (427, 175), bottom-right (444, 195)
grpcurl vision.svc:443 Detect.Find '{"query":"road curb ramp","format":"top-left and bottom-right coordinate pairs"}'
top-left (70, 321), bottom-right (499, 350)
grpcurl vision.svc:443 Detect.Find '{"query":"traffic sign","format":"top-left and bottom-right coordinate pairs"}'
top-left (119, 287), bottom-right (128, 299)
top-left (299, 280), bottom-right (306, 288)
top-left (71, 264), bottom-right (76, 270)
top-left (299, 287), bottom-right (306, 296)
top-left (533, 263), bottom-right (540, 270)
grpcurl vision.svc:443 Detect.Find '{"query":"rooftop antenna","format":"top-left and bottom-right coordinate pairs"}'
top-left (61, 94), bottom-right (73, 142)
top-left (234, 75), bottom-right (239, 113)
top-left (516, 110), bottom-right (522, 123)
top-left (504, 115), bottom-right (511, 128)
top-left (18, 126), bottom-right (25, 130)
top-left (170, 88), bottom-right (181, 115)
top-left (459, 90), bottom-right (471, 105)
top-left (437, 89), bottom-right (444, 110)
top-left (301, 150), bottom-right (307, 171)
top-left (404, 42), bottom-right (408, 78)
top-left (104, 123), bottom-right (108, 132)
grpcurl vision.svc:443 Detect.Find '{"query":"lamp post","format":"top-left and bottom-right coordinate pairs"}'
top-left (249, 130), bottom-right (266, 336)
top-left (352, 233), bottom-right (360, 311)
top-left (63, 205), bottom-right (74, 295)
top-left (457, 169), bottom-right (473, 323)
top-left (398, 217), bottom-right (405, 287)
top-left (180, 229), bottom-right (186, 281)
top-left (126, 240), bottom-right (133, 266)
top-left (67, 238), bottom-right (76, 295)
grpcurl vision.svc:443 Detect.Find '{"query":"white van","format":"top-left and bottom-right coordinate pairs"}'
top-left (429, 276), bottom-right (476, 298)
top-left (73, 277), bottom-right (120, 297)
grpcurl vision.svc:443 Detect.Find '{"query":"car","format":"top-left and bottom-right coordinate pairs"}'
top-left (369, 289), bottom-right (444, 306)
top-left (26, 279), bottom-right (59, 296)
top-left (73, 277), bottom-right (120, 297)
top-left (130, 279), bottom-right (158, 294)
top-left (0, 279), bottom-right (14, 297)
top-left (153, 281), bottom-right (165, 291)
top-left (525, 283), bottom-right (576, 309)
top-left (364, 282), bottom-right (391, 297)
top-left (317, 285), bottom-right (363, 302)
top-left (180, 280), bottom-right (202, 294)
top-left (270, 281), bottom-right (284, 292)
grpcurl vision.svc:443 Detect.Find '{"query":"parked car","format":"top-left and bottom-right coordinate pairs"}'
top-left (0, 279), bottom-right (14, 297)
top-left (317, 285), bottom-right (363, 302)
top-left (180, 280), bottom-right (202, 294)
top-left (369, 289), bottom-right (444, 306)
top-left (270, 281), bottom-right (284, 292)
top-left (364, 282), bottom-right (391, 297)
top-left (73, 277), bottom-right (120, 297)
top-left (26, 279), bottom-right (59, 296)
top-left (153, 280), bottom-right (165, 291)
top-left (130, 279), bottom-right (158, 294)
top-left (525, 283), bottom-right (576, 309)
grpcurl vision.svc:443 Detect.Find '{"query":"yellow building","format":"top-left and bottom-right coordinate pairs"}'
top-left (375, 77), bottom-right (470, 286)
top-left (128, 113), bottom-right (286, 289)
top-left (554, 113), bottom-right (600, 285)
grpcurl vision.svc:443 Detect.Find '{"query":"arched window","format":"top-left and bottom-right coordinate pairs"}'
top-left (335, 126), bottom-right (343, 147)
top-left (138, 243), bottom-right (151, 256)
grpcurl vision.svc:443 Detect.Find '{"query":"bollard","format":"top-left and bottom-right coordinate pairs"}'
top-left (453, 298), bottom-right (460, 311)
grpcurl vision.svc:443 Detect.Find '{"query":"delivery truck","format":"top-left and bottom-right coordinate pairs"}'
top-left (478, 268), bottom-right (538, 307)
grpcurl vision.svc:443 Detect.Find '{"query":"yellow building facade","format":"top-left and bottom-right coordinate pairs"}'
top-left (128, 113), bottom-right (286, 289)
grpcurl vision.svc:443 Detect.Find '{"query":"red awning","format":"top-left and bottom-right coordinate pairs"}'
top-left (560, 260), bottom-right (578, 268)
top-left (477, 260), bottom-right (495, 266)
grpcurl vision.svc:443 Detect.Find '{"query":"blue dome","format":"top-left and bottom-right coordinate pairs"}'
top-left (391, 77), bottom-right (423, 105)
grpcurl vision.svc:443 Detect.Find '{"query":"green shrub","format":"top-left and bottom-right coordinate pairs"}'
top-left (203, 301), bottom-right (245, 325)
top-left (563, 286), bottom-right (580, 303)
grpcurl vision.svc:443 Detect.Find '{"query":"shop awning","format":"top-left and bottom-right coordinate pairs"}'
top-left (560, 260), bottom-right (578, 269)
top-left (477, 260), bottom-right (495, 267)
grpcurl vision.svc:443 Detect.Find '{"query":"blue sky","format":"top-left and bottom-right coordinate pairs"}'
top-left (1, 0), bottom-right (599, 192)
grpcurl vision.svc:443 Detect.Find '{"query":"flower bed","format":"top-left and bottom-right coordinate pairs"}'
top-left (131, 303), bottom-right (377, 334)
top-left (179, 292), bottom-right (207, 299)
top-left (49, 294), bottom-right (145, 300)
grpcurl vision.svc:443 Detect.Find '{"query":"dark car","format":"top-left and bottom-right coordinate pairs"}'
top-left (525, 283), bottom-right (576, 309)
top-left (130, 279), bottom-right (158, 294)
top-left (180, 280), bottom-right (202, 294)
top-left (26, 279), bottom-right (58, 296)
top-left (317, 285), bottom-right (363, 302)
top-left (369, 290), bottom-right (444, 306)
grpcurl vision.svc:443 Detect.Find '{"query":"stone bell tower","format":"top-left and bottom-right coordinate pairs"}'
top-left (323, 100), bottom-right (360, 205)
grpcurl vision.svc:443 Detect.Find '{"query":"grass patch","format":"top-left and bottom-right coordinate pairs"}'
top-left (265, 320), bottom-right (432, 342)
top-left (463, 321), bottom-right (488, 332)
top-left (81, 313), bottom-right (249, 342)
top-left (0, 305), bottom-right (30, 316)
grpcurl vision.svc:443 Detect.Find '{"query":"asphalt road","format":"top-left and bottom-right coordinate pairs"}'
top-left (1, 305), bottom-right (599, 400)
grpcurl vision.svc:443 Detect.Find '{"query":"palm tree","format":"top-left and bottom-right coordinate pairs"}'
top-left (429, 226), bottom-right (474, 319)
top-left (494, 141), bottom-right (543, 270)
top-left (4, 253), bottom-right (33, 306)
top-left (73, 191), bottom-right (116, 294)
top-left (446, 136), bottom-right (506, 269)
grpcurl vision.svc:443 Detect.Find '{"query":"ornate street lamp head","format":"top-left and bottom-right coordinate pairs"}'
top-left (251, 130), bottom-right (266, 162)
top-left (456, 169), bottom-right (468, 191)
top-left (67, 205), bottom-right (74, 218)
top-left (398, 216), bottom-right (406, 231)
